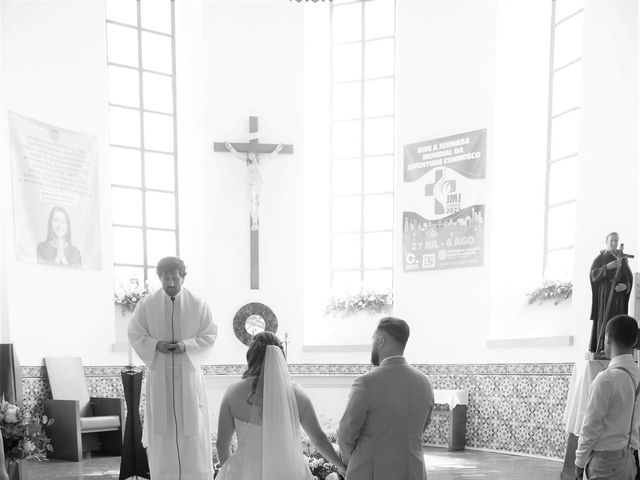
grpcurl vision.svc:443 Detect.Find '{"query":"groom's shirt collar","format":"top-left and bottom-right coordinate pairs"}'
top-left (379, 355), bottom-right (406, 366)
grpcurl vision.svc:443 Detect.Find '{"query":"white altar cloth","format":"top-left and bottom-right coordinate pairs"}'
top-left (433, 390), bottom-right (468, 409)
top-left (563, 360), bottom-right (609, 435)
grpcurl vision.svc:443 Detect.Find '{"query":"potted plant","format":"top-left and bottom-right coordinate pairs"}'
top-left (1, 397), bottom-right (53, 480)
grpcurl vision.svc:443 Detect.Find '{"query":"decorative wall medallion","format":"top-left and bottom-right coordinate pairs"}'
top-left (233, 302), bottom-right (278, 346)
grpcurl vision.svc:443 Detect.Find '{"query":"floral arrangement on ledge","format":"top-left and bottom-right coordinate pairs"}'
top-left (527, 280), bottom-right (573, 305)
top-left (324, 289), bottom-right (394, 317)
top-left (114, 279), bottom-right (155, 315)
top-left (304, 444), bottom-right (340, 480)
top-left (302, 417), bottom-right (341, 480)
top-left (1, 397), bottom-right (53, 462)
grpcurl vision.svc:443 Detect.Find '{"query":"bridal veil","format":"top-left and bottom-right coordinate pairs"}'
top-left (240, 345), bottom-right (311, 480)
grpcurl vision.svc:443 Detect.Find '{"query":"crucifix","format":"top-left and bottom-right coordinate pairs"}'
top-left (214, 116), bottom-right (294, 289)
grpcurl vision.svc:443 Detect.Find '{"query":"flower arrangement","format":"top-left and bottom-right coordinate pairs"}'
top-left (304, 450), bottom-right (341, 480)
top-left (303, 435), bottom-right (341, 480)
top-left (527, 280), bottom-right (573, 305)
top-left (114, 279), bottom-right (155, 315)
top-left (301, 416), bottom-right (342, 480)
top-left (325, 289), bottom-right (393, 317)
top-left (1, 397), bottom-right (53, 462)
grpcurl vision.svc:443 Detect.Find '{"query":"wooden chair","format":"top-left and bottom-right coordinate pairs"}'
top-left (43, 357), bottom-right (124, 461)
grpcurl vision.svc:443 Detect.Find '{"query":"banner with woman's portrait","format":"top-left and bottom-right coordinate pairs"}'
top-left (9, 112), bottom-right (101, 269)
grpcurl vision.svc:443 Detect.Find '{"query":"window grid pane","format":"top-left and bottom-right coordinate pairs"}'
top-left (106, 23), bottom-right (139, 68)
top-left (552, 62), bottom-right (581, 116)
top-left (331, 0), bottom-right (395, 293)
top-left (555, 0), bottom-right (584, 24)
top-left (543, 1), bottom-right (582, 278)
top-left (554, 12), bottom-right (583, 69)
top-left (106, 2), bottom-right (178, 291)
top-left (332, 2), bottom-right (363, 44)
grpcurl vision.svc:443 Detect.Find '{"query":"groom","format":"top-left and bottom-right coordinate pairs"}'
top-left (338, 317), bottom-right (434, 480)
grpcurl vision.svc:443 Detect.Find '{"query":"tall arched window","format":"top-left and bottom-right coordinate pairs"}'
top-left (105, 0), bottom-right (179, 292)
top-left (330, 0), bottom-right (396, 293)
top-left (543, 0), bottom-right (583, 280)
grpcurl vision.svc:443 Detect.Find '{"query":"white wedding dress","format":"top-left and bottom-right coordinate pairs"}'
top-left (215, 347), bottom-right (315, 480)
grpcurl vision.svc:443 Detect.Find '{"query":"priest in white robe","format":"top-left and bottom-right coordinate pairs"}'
top-left (129, 256), bottom-right (217, 480)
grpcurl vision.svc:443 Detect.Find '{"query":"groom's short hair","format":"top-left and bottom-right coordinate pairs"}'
top-left (606, 314), bottom-right (638, 348)
top-left (377, 317), bottom-right (410, 347)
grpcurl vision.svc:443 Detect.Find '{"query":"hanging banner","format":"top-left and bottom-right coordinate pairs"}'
top-left (9, 112), bottom-right (101, 269)
top-left (402, 128), bottom-right (486, 272)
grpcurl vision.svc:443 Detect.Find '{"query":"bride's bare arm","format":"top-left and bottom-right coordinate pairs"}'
top-left (297, 389), bottom-right (347, 476)
top-left (216, 392), bottom-right (235, 464)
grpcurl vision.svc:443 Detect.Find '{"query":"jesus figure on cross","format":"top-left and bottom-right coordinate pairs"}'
top-left (225, 142), bottom-right (283, 231)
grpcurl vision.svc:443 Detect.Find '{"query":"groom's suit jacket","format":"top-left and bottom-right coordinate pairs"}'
top-left (338, 356), bottom-right (434, 480)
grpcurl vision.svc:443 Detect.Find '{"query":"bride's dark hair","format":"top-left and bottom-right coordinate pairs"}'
top-left (242, 331), bottom-right (285, 405)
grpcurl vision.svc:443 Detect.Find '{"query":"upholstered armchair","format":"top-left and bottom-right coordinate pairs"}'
top-left (43, 357), bottom-right (124, 461)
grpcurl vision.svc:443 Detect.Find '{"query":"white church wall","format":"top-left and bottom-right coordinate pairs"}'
top-left (202, 1), bottom-right (305, 364)
top-left (484, 0), bottom-right (579, 360)
top-left (394, 0), bottom-right (497, 364)
top-left (298, 5), bottom-right (373, 364)
top-left (174, 0), bottom-right (208, 312)
top-left (0, 1), bottom-right (117, 365)
top-left (0, 0), bottom-right (637, 371)
top-left (0, 3), bottom-right (7, 343)
top-left (395, 0), bottom-right (639, 365)
top-left (571, 0), bottom-right (639, 357)
top-left (294, 0), bottom-right (638, 367)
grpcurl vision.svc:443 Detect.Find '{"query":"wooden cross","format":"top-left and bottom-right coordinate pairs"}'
top-left (214, 116), bottom-right (294, 289)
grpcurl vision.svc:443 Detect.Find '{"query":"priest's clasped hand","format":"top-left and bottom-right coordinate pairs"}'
top-left (156, 340), bottom-right (186, 354)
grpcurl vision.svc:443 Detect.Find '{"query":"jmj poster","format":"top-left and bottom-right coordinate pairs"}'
top-left (9, 112), bottom-right (101, 269)
top-left (402, 129), bottom-right (486, 272)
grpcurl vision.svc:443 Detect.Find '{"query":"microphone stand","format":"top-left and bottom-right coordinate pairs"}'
top-left (597, 244), bottom-right (634, 355)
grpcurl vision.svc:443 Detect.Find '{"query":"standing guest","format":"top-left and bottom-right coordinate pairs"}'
top-left (589, 232), bottom-right (633, 355)
top-left (129, 256), bottom-right (217, 480)
top-left (575, 314), bottom-right (640, 480)
top-left (338, 317), bottom-right (434, 480)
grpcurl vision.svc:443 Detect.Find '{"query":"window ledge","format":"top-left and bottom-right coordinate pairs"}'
top-left (302, 344), bottom-right (371, 353)
top-left (486, 335), bottom-right (573, 349)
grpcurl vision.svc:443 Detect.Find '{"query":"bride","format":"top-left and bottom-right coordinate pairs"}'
top-left (215, 332), bottom-right (346, 479)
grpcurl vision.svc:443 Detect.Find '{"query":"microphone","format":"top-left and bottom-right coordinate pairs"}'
top-left (171, 296), bottom-right (175, 303)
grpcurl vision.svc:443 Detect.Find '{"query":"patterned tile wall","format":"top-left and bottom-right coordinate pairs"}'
top-left (20, 363), bottom-right (573, 459)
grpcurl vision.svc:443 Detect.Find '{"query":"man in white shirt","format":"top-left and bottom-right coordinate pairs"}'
top-left (576, 314), bottom-right (640, 480)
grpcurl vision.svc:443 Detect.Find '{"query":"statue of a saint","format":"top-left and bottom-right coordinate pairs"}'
top-left (589, 232), bottom-right (634, 356)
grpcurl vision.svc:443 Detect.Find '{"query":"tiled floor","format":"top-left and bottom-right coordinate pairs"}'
top-left (25, 447), bottom-right (562, 479)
